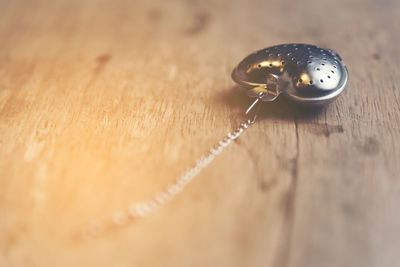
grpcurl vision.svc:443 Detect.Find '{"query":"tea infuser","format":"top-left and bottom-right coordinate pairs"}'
top-left (83, 43), bottom-right (349, 237)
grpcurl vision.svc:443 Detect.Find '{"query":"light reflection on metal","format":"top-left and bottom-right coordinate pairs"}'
top-left (232, 43), bottom-right (349, 106)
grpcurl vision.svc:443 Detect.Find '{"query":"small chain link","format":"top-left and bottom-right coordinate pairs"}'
top-left (81, 118), bottom-right (256, 238)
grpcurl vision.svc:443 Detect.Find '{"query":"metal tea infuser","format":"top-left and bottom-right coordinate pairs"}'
top-left (83, 43), bottom-right (349, 237)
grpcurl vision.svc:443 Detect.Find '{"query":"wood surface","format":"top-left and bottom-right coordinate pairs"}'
top-left (1, 0), bottom-right (400, 266)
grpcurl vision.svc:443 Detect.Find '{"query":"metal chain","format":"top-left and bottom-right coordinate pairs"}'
top-left (81, 117), bottom-right (257, 238)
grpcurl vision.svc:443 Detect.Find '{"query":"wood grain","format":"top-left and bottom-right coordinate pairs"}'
top-left (1, 0), bottom-right (400, 266)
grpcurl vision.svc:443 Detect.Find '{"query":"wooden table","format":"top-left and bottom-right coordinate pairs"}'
top-left (1, 0), bottom-right (399, 266)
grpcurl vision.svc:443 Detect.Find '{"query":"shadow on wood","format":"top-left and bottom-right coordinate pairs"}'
top-left (218, 85), bottom-right (325, 121)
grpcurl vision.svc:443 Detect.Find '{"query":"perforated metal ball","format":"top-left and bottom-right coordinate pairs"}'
top-left (232, 43), bottom-right (349, 105)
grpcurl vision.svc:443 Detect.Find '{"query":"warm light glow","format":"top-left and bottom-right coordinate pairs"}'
top-left (296, 72), bottom-right (311, 86)
top-left (300, 73), bottom-right (310, 82)
top-left (251, 85), bottom-right (268, 94)
top-left (246, 60), bottom-right (282, 73)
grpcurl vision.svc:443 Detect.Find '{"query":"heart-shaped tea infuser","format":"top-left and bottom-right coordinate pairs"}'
top-left (82, 43), bottom-right (349, 237)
